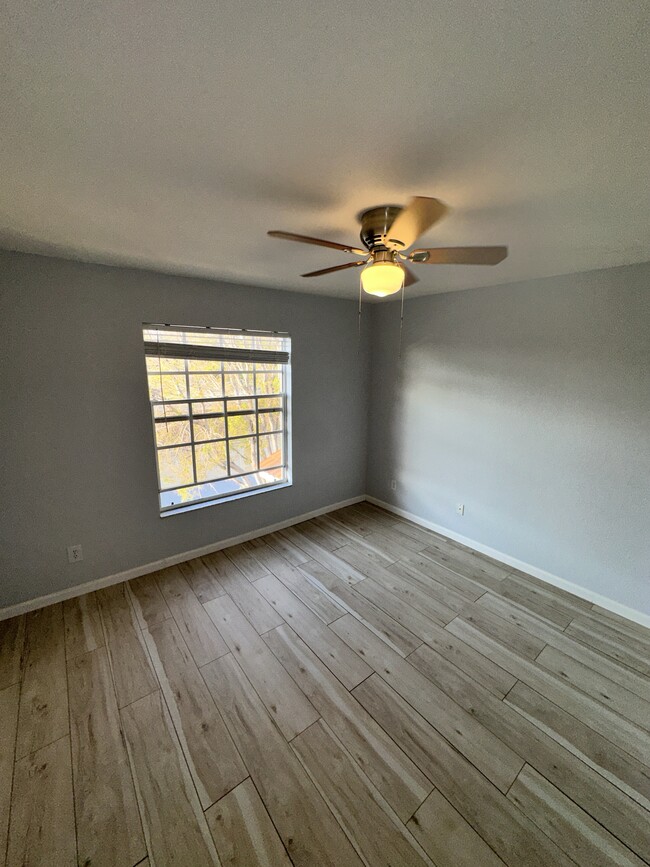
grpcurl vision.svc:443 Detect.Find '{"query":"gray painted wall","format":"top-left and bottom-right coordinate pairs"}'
top-left (0, 251), bottom-right (369, 607)
top-left (368, 262), bottom-right (650, 614)
top-left (2, 251), bottom-right (648, 614)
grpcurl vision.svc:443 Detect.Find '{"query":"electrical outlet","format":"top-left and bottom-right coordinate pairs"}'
top-left (390, 479), bottom-right (397, 491)
top-left (67, 544), bottom-right (83, 563)
top-left (456, 503), bottom-right (465, 516)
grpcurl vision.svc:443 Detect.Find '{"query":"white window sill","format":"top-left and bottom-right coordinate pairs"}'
top-left (160, 480), bottom-right (292, 518)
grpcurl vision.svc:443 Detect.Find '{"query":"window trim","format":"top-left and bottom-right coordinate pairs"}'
top-left (143, 324), bottom-right (292, 515)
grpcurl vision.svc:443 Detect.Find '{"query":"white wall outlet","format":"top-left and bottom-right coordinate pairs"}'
top-left (390, 479), bottom-right (397, 491)
top-left (456, 503), bottom-right (465, 516)
top-left (67, 544), bottom-right (83, 563)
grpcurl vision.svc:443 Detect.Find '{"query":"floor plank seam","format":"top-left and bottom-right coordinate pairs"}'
top-left (200, 775), bottom-right (253, 815)
top-left (533, 642), bottom-right (549, 660)
top-left (3, 678), bottom-right (23, 867)
top-left (509, 760), bottom-right (650, 864)
top-left (62, 638), bottom-right (80, 867)
top-left (500, 679), bottom-right (520, 703)
top-left (290, 717), bottom-right (437, 867)
top-left (140, 614), bottom-right (246, 828)
top-left (242, 772), bottom-right (296, 866)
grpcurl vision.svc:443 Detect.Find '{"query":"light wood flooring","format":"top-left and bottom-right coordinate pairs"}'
top-left (1, 501), bottom-right (650, 866)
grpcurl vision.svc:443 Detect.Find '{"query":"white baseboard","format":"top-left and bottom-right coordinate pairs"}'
top-left (366, 496), bottom-right (650, 630)
top-left (0, 495), bottom-right (365, 621)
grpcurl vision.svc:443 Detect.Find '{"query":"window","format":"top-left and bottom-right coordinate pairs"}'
top-left (143, 325), bottom-right (291, 514)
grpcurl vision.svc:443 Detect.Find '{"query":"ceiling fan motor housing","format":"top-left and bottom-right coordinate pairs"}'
top-left (358, 205), bottom-right (404, 251)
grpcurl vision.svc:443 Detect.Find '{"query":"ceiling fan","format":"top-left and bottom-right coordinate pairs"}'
top-left (268, 197), bottom-right (507, 298)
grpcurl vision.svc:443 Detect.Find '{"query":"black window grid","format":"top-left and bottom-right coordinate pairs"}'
top-left (149, 361), bottom-right (288, 495)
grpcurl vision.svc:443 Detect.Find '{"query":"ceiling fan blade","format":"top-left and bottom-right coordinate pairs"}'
top-left (383, 197), bottom-right (449, 250)
top-left (301, 260), bottom-right (367, 278)
top-left (402, 264), bottom-right (419, 287)
top-left (410, 246), bottom-right (508, 265)
top-left (268, 230), bottom-right (365, 255)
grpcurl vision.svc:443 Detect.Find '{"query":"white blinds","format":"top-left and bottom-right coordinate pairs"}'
top-left (143, 326), bottom-right (290, 365)
top-left (143, 341), bottom-right (289, 365)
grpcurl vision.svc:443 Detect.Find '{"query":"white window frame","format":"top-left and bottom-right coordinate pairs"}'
top-left (143, 324), bottom-right (292, 516)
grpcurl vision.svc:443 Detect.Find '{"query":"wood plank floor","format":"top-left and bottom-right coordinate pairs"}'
top-left (1, 502), bottom-right (649, 866)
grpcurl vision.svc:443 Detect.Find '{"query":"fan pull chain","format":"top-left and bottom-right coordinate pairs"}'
top-left (358, 277), bottom-right (363, 349)
top-left (398, 279), bottom-right (405, 359)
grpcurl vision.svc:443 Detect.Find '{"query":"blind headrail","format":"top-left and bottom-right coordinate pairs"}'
top-left (144, 323), bottom-right (289, 338)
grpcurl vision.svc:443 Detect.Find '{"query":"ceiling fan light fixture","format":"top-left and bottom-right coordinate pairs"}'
top-left (360, 261), bottom-right (404, 297)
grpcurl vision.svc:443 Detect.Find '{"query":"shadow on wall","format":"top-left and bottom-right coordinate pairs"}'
top-left (371, 266), bottom-right (650, 612)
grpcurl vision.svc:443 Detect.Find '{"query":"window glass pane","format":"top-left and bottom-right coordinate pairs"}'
top-left (193, 417), bottom-right (226, 442)
top-left (232, 470), bottom-right (282, 490)
top-left (185, 332), bottom-right (212, 345)
top-left (158, 446), bottom-right (194, 488)
top-left (160, 487), bottom-right (194, 509)
top-left (192, 400), bottom-right (224, 417)
top-left (229, 436), bottom-right (258, 474)
top-left (159, 465), bottom-right (288, 510)
top-left (154, 402), bottom-right (189, 419)
top-left (255, 337), bottom-right (282, 350)
top-left (258, 397), bottom-right (282, 409)
top-left (160, 476), bottom-right (254, 508)
top-left (224, 373), bottom-right (254, 397)
top-left (227, 398), bottom-right (254, 412)
top-left (148, 374), bottom-right (188, 402)
top-left (259, 433), bottom-right (283, 468)
top-left (155, 419), bottom-right (191, 447)
top-left (258, 411), bottom-right (282, 433)
top-left (195, 441), bottom-right (228, 482)
top-left (218, 334), bottom-right (243, 348)
top-left (188, 359), bottom-right (222, 372)
top-left (223, 361), bottom-right (254, 372)
top-left (227, 414), bottom-right (256, 438)
top-left (146, 356), bottom-right (185, 373)
top-left (189, 373), bottom-right (223, 399)
top-left (256, 372), bottom-right (282, 395)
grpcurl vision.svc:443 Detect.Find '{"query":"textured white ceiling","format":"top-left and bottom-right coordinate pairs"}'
top-left (1, 0), bottom-right (649, 298)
